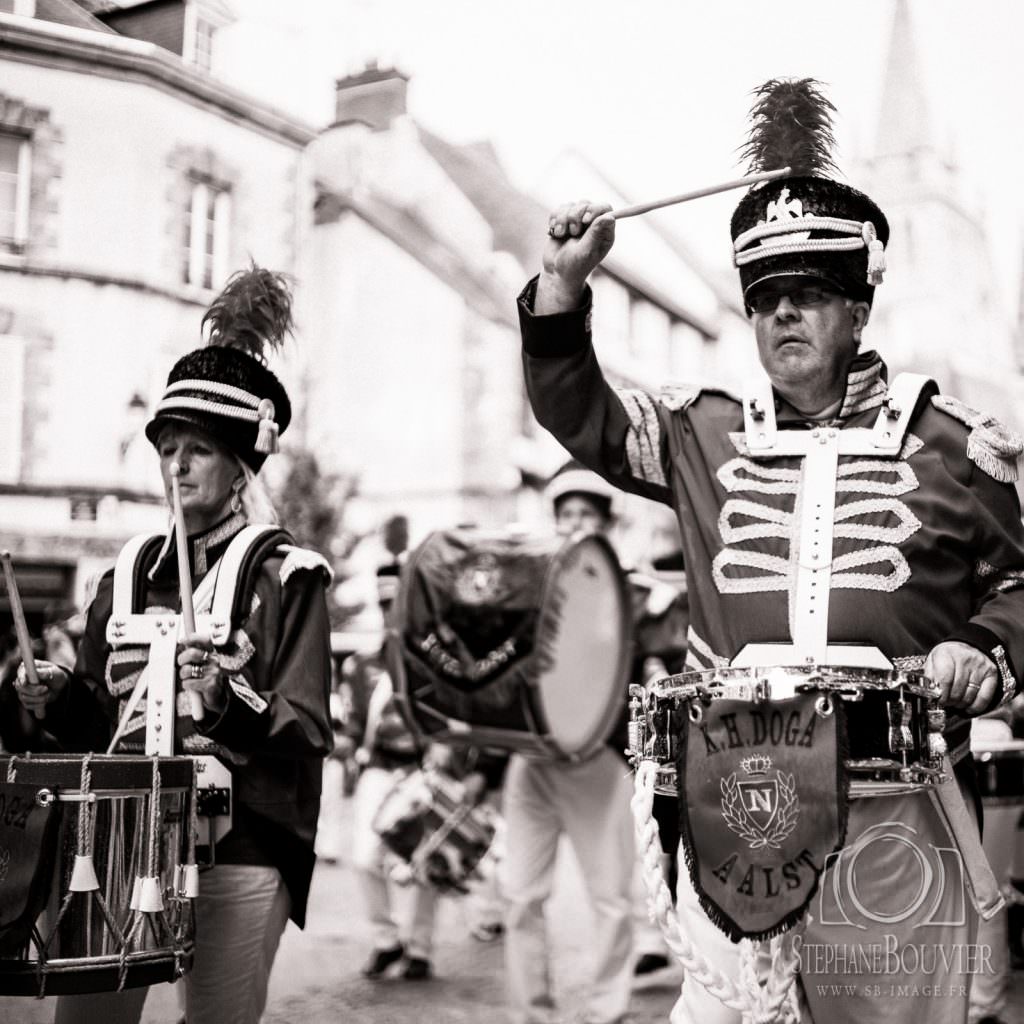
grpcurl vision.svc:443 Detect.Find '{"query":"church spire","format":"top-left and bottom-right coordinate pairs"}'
top-left (874, 0), bottom-right (933, 160)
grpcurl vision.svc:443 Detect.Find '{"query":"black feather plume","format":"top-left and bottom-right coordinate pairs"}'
top-left (202, 263), bottom-right (294, 363)
top-left (739, 78), bottom-right (838, 177)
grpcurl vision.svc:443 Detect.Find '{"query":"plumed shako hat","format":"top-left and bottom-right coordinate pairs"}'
top-left (730, 79), bottom-right (889, 312)
top-left (145, 265), bottom-right (294, 472)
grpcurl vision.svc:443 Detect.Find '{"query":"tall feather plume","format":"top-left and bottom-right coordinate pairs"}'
top-left (739, 78), bottom-right (838, 177)
top-left (202, 263), bottom-right (294, 363)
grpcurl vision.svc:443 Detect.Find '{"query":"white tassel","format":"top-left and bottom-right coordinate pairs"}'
top-left (255, 398), bottom-right (279, 455)
top-left (862, 221), bottom-right (887, 285)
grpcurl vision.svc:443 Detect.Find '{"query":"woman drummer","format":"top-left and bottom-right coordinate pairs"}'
top-left (15, 267), bottom-right (333, 1024)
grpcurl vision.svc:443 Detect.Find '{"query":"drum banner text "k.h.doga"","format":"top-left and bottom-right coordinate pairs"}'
top-left (678, 693), bottom-right (850, 940)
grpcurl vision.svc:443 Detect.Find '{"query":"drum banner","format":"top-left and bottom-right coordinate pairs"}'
top-left (399, 533), bottom-right (545, 704)
top-left (0, 782), bottom-right (61, 955)
top-left (677, 693), bottom-right (850, 940)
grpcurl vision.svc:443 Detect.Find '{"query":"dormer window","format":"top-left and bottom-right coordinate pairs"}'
top-left (183, 1), bottom-right (232, 72)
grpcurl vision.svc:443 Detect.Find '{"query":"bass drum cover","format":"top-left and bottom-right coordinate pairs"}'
top-left (388, 527), bottom-right (633, 761)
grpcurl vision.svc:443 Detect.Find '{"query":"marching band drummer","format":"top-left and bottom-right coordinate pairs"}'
top-left (517, 78), bottom-right (1024, 1024)
top-left (344, 562), bottom-right (441, 982)
top-left (14, 266), bottom-right (333, 1024)
top-left (502, 461), bottom-right (636, 1024)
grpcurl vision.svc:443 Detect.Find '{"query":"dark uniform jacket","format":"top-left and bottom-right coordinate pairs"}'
top-left (520, 280), bottom-right (1024, 764)
top-left (46, 513), bottom-right (333, 927)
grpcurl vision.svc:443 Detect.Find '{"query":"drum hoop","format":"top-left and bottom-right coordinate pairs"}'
top-left (652, 665), bottom-right (938, 702)
top-left (532, 530), bottom-right (633, 759)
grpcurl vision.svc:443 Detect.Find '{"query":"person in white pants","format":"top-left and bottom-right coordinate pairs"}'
top-left (502, 463), bottom-right (636, 1024)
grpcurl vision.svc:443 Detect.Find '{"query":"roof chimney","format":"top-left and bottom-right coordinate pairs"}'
top-left (334, 63), bottom-right (409, 131)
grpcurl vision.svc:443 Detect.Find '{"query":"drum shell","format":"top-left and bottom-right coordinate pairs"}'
top-left (389, 527), bottom-right (633, 761)
top-left (0, 755), bottom-right (195, 996)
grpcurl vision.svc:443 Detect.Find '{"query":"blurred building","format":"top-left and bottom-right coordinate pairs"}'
top-left (3, 0), bottom-right (1020, 635)
top-left (0, 0), bottom-right (313, 622)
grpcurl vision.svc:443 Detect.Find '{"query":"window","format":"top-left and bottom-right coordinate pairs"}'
top-left (193, 17), bottom-right (216, 72)
top-left (0, 335), bottom-right (25, 482)
top-left (0, 131), bottom-right (31, 248)
top-left (183, 180), bottom-right (230, 289)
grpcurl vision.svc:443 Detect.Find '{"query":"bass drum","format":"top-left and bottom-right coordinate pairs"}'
top-left (388, 527), bottom-right (633, 761)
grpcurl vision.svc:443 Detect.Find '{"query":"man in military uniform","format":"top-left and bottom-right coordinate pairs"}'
top-left (516, 79), bottom-right (1024, 1024)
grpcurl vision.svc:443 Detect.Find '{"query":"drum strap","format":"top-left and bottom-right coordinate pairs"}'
top-left (739, 373), bottom-right (932, 663)
top-left (107, 526), bottom-right (280, 755)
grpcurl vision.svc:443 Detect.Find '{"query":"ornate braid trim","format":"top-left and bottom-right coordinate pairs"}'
top-left (893, 655), bottom-right (927, 672)
top-left (687, 626), bottom-right (730, 669)
top-left (733, 215), bottom-right (865, 253)
top-left (833, 498), bottom-right (921, 544)
top-left (831, 545), bottom-right (911, 592)
top-left (616, 388), bottom-right (668, 488)
top-left (718, 457), bottom-right (801, 495)
top-left (734, 235), bottom-right (866, 266)
top-left (164, 378), bottom-right (261, 409)
top-left (713, 548), bottom-right (791, 594)
top-left (215, 629), bottom-right (256, 672)
top-left (719, 498), bottom-right (791, 544)
top-left (992, 645), bottom-right (1017, 706)
top-left (155, 396), bottom-right (260, 423)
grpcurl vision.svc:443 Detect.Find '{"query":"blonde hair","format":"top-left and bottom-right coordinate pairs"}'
top-left (237, 461), bottom-right (279, 525)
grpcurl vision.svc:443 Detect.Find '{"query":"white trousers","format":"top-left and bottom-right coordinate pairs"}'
top-left (351, 764), bottom-right (438, 957)
top-left (502, 749), bottom-right (635, 1024)
top-left (54, 864), bottom-right (291, 1024)
top-left (670, 789), bottom-right (980, 1024)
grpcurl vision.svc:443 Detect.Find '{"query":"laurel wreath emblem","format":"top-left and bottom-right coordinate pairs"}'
top-left (720, 771), bottom-right (800, 850)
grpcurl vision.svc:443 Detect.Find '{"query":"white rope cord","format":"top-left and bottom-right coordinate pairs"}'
top-left (631, 762), bottom-right (803, 1024)
top-left (733, 216), bottom-right (865, 252)
top-left (164, 379), bottom-right (261, 409)
top-left (734, 236), bottom-right (866, 266)
top-left (155, 396), bottom-right (260, 423)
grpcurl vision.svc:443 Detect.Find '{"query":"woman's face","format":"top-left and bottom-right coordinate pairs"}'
top-left (157, 423), bottom-right (241, 533)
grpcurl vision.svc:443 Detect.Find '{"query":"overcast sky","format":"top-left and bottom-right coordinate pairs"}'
top-left (217, 0), bottom-right (1023, 315)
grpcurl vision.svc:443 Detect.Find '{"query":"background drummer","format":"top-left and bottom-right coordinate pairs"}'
top-left (14, 266), bottom-right (334, 1024)
top-left (344, 561), bottom-right (440, 982)
top-left (516, 78), bottom-right (1024, 1024)
top-left (502, 460), bottom-right (636, 1024)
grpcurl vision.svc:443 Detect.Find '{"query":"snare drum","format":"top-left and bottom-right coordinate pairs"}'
top-left (389, 527), bottom-right (633, 761)
top-left (628, 665), bottom-right (945, 798)
top-left (0, 754), bottom-right (196, 996)
top-left (372, 768), bottom-right (500, 894)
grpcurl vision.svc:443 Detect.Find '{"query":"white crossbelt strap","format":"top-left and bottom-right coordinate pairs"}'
top-left (738, 373), bottom-right (932, 663)
top-left (106, 525), bottom-right (281, 754)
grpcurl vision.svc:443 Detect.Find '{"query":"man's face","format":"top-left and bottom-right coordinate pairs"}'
top-left (750, 276), bottom-right (869, 400)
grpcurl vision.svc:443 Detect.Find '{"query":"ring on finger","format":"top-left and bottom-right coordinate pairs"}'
top-left (190, 665), bottom-right (203, 680)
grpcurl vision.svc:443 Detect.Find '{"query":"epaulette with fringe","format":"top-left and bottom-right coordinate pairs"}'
top-left (277, 545), bottom-right (334, 587)
top-left (931, 395), bottom-right (1024, 483)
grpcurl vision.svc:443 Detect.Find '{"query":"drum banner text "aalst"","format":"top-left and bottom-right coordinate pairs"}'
top-left (678, 693), bottom-right (850, 940)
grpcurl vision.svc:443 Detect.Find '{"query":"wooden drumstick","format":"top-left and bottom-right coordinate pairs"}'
top-left (1, 550), bottom-right (45, 719)
top-left (611, 166), bottom-right (792, 220)
top-left (168, 463), bottom-right (205, 722)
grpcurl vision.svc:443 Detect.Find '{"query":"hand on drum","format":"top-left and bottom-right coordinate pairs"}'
top-left (14, 659), bottom-right (69, 713)
top-left (537, 200), bottom-right (615, 313)
top-left (177, 633), bottom-right (228, 715)
top-left (925, 641), bottom-right (998, 715)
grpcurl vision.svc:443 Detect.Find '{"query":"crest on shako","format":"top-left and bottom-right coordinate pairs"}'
top-left (677, 694), bottom-right (849, 941)
top-left (453, 553), bottom-right (504, 605)
top-left (758, 187), bottom-right (813, 245)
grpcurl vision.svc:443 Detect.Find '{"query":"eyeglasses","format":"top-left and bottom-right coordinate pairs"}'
top-left (748, 285), bottom-right (837, 314)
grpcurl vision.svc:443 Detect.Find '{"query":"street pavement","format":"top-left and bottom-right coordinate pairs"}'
top-left (1, 792), bottom-right (1022, 1023)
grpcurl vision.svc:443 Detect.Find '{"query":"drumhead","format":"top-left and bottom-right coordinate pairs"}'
top-left (533, 532), bottom-right (632, 757)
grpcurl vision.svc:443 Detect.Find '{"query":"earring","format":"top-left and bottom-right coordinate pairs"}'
top-left (230, 480), bottom-right (244, 515)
